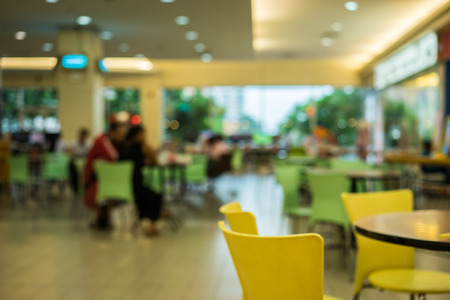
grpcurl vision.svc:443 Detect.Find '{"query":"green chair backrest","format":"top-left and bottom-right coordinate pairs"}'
top-left (192, 154), bottom-right (207, 164)
top-left (42, 153), bottom-right (70, 180)
top-left (143, 166), bottom-right (163, 193)
top-left (8, 155), bottom-right (30, 184)
top-left (95, 160), bottom-right (134, 204)
top-left (231, 149), bottom-right (244, 171)
top-left (307, 171), bottom-right (349, 229)
top-left (185, 162), bottom-right (207, 183)
top-left (330, 159), bottom-right (370, 171)
top-left (288, 147), bottom-right (306, 157)
top-left (273, 165), bottom-right (301, 215)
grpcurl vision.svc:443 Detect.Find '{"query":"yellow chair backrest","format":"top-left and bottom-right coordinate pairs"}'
top-left (219, 202), bottom-right (258, 235)
top-left (219, 221), bottom-right (324, 300)
top-left (341, 189), bottom-right (415, 296)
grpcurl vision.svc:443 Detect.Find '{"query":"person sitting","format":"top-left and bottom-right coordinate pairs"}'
top-left (121, 125), bottom-right (164, 236)
top-left (83, 122), bottom-right (127, 230)
top-left (68, 128), bottom-right (91, 195)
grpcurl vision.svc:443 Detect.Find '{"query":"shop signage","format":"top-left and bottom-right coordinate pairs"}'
top-left (61, 54), bottom-right (88, 69)
top-left (374, 32), bottom-right (438, 90)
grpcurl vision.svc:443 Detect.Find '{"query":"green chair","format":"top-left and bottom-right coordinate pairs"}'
top-left (185, 158), bottom-right (208, 194)
top-left (273, 165), bottom-right (311, 218)
top-left (95, 160), bottom-right (134, 204)
top-left (307, 171), bottom-right (349, 230)
top-left (330, 159), bottom-right (370, 171)
top-left (143, 166), bottom-right (164, 194)
top-left (192, 154), bottom-right (208, 165)
top-left (288, 147), bottom-right (306, 156)
top-left (231, 149), bottom-right (244, 172)
top-left (185, 162), bottom-right (207, 184)
top-left (8, 155), bottom-right (31, 206)
top-left (307, 171), bottom-right (349, 250)
top-left (8, 155), bottom-right (30, 185)
top-left (42, 153), bottom-right (70, 181)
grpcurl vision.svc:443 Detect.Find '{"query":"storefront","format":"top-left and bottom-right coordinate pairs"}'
top-left (373, 32), bottom-right (443, 152)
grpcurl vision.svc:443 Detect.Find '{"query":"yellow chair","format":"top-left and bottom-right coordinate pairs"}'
top-left (219, 202), bottom-right (342, 300)
top-left (342, 189), bottom-right (450, 300)
top-left (219, 202), bottom-right (258, 235)
top-left (219, 221), bottom-right (342, 300)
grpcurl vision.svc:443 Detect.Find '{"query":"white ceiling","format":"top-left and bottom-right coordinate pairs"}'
top-left (253, 0), bottom-right (450, 68)
top-left (0, 0), bottom-right (254, 59)
top-left (0, 0), bottom-right (449, 69)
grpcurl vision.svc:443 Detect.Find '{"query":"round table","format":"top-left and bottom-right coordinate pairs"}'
top-left (346, 170), bottom-right (401, 193)
top-left (354, 210), bottom-right (450, 251)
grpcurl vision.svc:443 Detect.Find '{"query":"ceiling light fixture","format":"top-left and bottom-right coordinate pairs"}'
top-left (42, 43), bottom-right (54, 52)
top-left (321, 37), bottom-right (334, 47)
top-left (100, 31), bottom-right (113, 40)
top-left (45, 0), bottom-right (59, 3)
top-left (175, 16), bottom-right (189, 25)
top-left (99, 57), bottom-right (154, 73)
top-left (160, 0), bottom-right (175, 3)
top-left (135, 54), bottom-right (146, 58)
top-left (0, 57), bottom-right (58, 70)
top-left (344, 1), bottom-right (359, 11)
top-left (15, 31), bottom-right (27, 40)
top-left (331, 22), bottom-right (343, 32)
top-left (185, 31), bottom-right (198, 41)
top-left (194, 43), bottom-right (206, 53)
top-left (77, 16), bottom-right (92, 26)
top-left (201, 53), bottom-right (213, 63)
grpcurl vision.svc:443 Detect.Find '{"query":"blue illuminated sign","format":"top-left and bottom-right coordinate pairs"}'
top-left (61, 54), bottom-right (88, 69)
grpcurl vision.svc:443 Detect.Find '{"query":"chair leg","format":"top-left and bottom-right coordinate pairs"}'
top-left (410, 294), bottom-right (415, 300)
top-left (353, 293), bottom-right (360, 300)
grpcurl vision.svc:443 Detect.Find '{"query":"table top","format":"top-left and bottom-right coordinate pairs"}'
top-left (354, 210), bottom-right (450, 251)
top-left (346, 169), bottom-right (401, 179)
top-left (384, 154), bottom-right (450, 166)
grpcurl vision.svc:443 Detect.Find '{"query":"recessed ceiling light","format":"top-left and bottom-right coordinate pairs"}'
top-left (194, 43), bottom-right (206, 53)
top-left (100, 31), bottom-right (114, 40)
top-left (77, 16), bottom-right (92, 26)
top-left (331, 22), bottom-right (343, 32)
top-left (15, 31), bottom-right (27, 40)
top-left (160, 0), bottom-right (175, 3)
top-left (175, 16), bottom-right (189, 26)
top-left (185, 31), bottom-right (198, 41)
top-left (118, 43), bottom-right (130, 53)
top-left (321, 37), bottom-right (334, 47)
top-left (201, 53), bottom-right (213, 63)
top-left (344, 1), bottom-right (359, 11)
top-left (42, 43), bottom-right (54, 52)
top-left (45, 0), bottom-right (59, 3)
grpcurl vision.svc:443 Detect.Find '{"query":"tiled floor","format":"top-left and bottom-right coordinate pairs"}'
top-left (1, 174), bottom-right (450, 300)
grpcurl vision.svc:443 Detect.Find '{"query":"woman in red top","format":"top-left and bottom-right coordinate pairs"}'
top-left (84, 123), bottom-right (127, 230)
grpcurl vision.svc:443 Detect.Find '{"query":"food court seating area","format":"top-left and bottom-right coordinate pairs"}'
top-left (1, 152), bottom-right (450, 300)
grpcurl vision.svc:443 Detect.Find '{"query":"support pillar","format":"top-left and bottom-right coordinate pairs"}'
top-left (56, 29), bottom-right (104, 141)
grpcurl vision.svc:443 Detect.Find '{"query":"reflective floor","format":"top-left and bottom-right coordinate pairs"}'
top-left (0, 174), bottom-right (449, 300)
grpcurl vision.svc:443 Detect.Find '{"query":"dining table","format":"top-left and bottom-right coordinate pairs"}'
top-left (354, 210), bottom-right (450, 251)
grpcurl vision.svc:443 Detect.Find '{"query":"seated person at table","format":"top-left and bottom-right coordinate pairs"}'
top-left (206, 135), bottom-right (230, 179)
top-left (68, 127), bottom-right (91, 195)
top-left (421, 140), bottom-right (450, 182)
top-left (84, 122), bottom-right (127, 230)
top-left (122, 125), bottom-right (164, 236)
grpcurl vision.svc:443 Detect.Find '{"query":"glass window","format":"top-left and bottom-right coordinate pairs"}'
top-left (164, 86), bottom-right (368, 148)
top-left (1, 87), bottom-right (59, 133)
